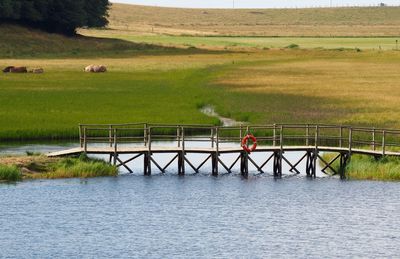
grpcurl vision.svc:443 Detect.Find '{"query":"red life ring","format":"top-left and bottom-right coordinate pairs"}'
top-left (241, 134), bottom-right (257, 153)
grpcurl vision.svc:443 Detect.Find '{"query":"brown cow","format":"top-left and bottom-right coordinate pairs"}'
top-left (3, 66), bottom-right (28, 73)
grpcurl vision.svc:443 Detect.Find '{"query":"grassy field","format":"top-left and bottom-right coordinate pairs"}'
top-left (1, 4), bottom-right (400, 141)
top-left (106, 4), bottom-right (400, 36)
top-left (1, 49), bottom-right (400, 140)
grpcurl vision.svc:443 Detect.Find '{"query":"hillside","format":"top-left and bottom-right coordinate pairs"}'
top-left (107, 4), bottom-right (400, 36)
top-left (0, 24), bottom-right (182, 58)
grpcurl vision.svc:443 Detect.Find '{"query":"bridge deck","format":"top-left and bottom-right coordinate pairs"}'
top-left (47, 145), bottom-right (400, 157)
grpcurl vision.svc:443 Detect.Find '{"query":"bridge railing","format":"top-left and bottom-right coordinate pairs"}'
top-left (79, 123), bottom-right (400, 156)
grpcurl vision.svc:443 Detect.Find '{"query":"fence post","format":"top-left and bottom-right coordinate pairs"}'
top-left (144, 123), bottom-right (148, 147)
top-left (349, 127), bottom-right (353, 155)
top-left (372, 128), bottom-right (376, 151)
top-left (382, 130), bottom-right (386, 156)
top-left (339, 126), bottom-right (343, 148)
top-left (79, 124), bottom-right (83, 148)
top-left (109, 125), bottom-right (113, 147)
top-left (216, 127), bottom-right (219, 156)
top-left (83, 127), bottom-right (87, 153)
top-left (148, 127), bottom-right (152, 153)
top-left (273, 124), bottom-right (277, 146)
top-left (240, 124), bottom-right (243, 142)
top-left (280, 125), bottom-right (284, 151)
top-left (306, 124), bottom-right (310, 146)
top-left (211, 127), bottom-right (214, 148)
top-left (181, 127), bottom-right (185, 153)
top-left (315, 125), bottom-right (319, 148)
top-left (113, 128), bottom-right (117, 165)
top-left (177, 126), bottom-right (181, 148)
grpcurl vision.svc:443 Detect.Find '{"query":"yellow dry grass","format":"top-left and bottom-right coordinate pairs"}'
top-left (105, 3), bottom-right (400, 36)
top-left (213, 50), bottom-right (400, 126)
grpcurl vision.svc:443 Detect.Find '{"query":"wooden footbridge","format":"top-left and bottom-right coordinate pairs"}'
top-left (48, 123), bottom-right (400, 179)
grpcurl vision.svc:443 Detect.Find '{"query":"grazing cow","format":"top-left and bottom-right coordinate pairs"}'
top-left (2, 66), bottom-right (15, 73)
top-left (29, 68), bottom-right (44, 74)
top-left (84, 65), bottom-right (107, 73)
top-left (3, 66), bottom-right (28, 73)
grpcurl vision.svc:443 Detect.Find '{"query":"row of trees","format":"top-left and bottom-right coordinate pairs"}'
top-left (0, 0), bottom-right (110, 35)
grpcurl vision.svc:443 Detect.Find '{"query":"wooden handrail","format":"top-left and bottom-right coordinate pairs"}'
top-left (79, 123), bottom-right (400, 156)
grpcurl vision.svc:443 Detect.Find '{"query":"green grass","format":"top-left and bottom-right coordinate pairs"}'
top-left (0, 63), bottom-right (220, 140)
top-left (0, 164), bottom-right (22, 182)
top-left (2, 49), bottom-right (400, 140)
top-left (322, 153), bottom-right (400, 181)
top-left (24, 155), bottom-right (118, 179)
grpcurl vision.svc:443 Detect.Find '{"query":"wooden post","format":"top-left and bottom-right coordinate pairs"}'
top-left (273, 151), bottom-right (282, 178)
top-left (148, 127), bottom-right (152, 153)
top-left (372, 128), bottom-right (376, 151)
top-left (144, 127), bottom-right (152, 175)
top-left (216, 127), bottom-right (219, 157)
top-left (182, 127), bottom-right (186, 152)
top-left (144, 123), bottom-right (148, 147)
top-left (179, 127), bottom-right (185, 176)
top-left (113, 128), bottom-right (117, 166)
top-left (177, 126), bottom-right (181, 148)
top-left (280, 126), bottom-right (283, 151)
top-left (83, 127), bottom-right (87, 154)
top-left (349, 127), bottom-right (353, 155)
top-left (382, 130), bottom-right (386, 156)
top-left (211, 152), bottom-right (218, 176)
top-left (144, 152), bottom-right (151, 176)
top-left (306, 124), bottom-right (310, 146)
top-left (178, 151), bottom-right (185, 176)
top-left (273, 124), bottom-right (277, 146)
top-left (211, 128), bottom-right (214, 148)
top-left (109, 125), bottom-right (113, 147)
top-left (79, 124), bottom-right (83, 148)
top-left (313, 126), bottom-right (319, 178)
top-left (339, 152), bottom-right (349, 180)
top-left (239, 124), bottom-right (243, 142)
top-left (339, 126), bottom-right (343, 148)
top-left (240, 152), bottom-right (249, 178)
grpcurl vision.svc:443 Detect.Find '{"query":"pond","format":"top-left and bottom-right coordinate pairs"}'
top-left (0, 143), bottom-right (399, 258)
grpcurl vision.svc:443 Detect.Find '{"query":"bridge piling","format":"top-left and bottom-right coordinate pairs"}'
top-left (240, 152), bottom-right (249, 178)
top-left (178, 151), bottom-right (185, 176)
top-left (273, 151), bottom-right (282, 178)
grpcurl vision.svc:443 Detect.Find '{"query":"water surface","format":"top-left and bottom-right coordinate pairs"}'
top-left (0, 143), bottom-right (399, 258)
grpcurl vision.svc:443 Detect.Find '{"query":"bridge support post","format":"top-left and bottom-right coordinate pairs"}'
top-left (211, 152), bottom-right (218, 177)
top-left (240, 152), bottom-right (249, 178)
top-left (339, 152), bottom-right (350, 180)
top-left (178, 151), bottom-right (185, 176)
top-left (144, 152), bottom-right (151, 176)
top-left (306, 151), bottom-right (317, 178)
top-left (273, 151), bottom-right (282, 178)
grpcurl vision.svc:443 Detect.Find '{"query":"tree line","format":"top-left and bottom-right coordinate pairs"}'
top-left (0, 0), bottom-right (110, 35)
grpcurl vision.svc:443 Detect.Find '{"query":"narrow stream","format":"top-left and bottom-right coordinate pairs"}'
top-left (200, 105), bottom-right (246, 126)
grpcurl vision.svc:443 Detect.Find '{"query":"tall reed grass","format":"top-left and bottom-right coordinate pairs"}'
top-left (0, 165), bottom-right (22, 182)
